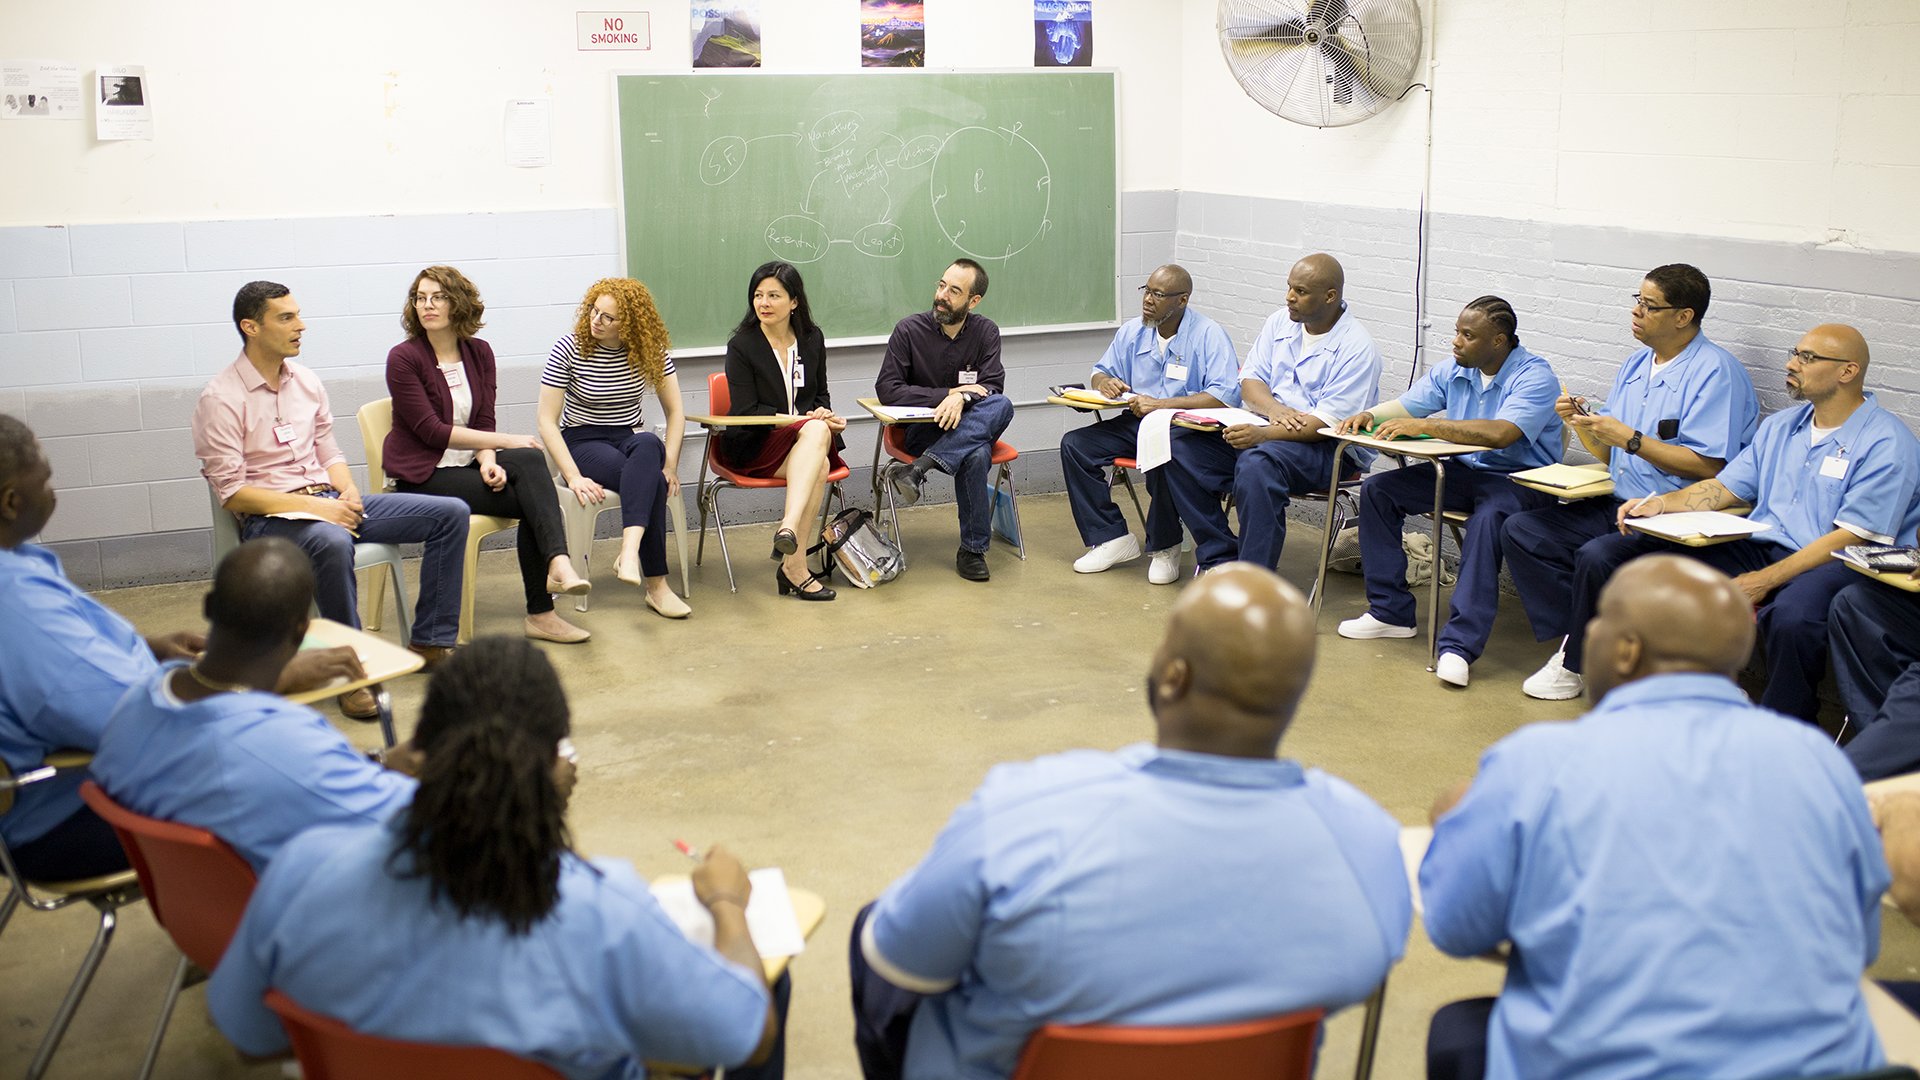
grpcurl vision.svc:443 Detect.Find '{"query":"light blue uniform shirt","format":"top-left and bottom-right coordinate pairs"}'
top-left (864, 743), bottom-right (1411, 1080)
top-left (1597, 333), bottom-right (1759, 500)
top-left (1240, 304), bottom-right (1383, 468)
top-left (1714, 393), bottom-right (1920, 552)
top-left (91, 663), bottom-right (416, 872)
top-left (1092, 309), bottom-right (1241, 406)
top-left (208, 819), bottom-right (771, 1077)
top-left (1421, 673), bottom-right (1887, 1080)
top-left (0, 543), bottom-right (157, 847)
top-left (1399, 347), bottom-right (1562, 472)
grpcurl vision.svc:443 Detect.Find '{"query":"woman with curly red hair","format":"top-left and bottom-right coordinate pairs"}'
top-left (537, 278), bottom-right (692, 619)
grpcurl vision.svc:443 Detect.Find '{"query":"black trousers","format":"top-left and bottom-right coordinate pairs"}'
top-left (395, 448), bottom-right (569, 616)
top-left (1426, 997), bottom-right (1495, 1080)
top-left (11, 802), bottom-right (129, 882)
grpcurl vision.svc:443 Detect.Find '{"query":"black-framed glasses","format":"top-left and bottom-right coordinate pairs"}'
top-left (411, 292), bottom-right (451, 308)
top-left (1140, 286), bottom-right (1189, 302)
top-left (1786, 347), bottom-right (1852, 365)
top-left (1629, 294), bottom-right (1681, 313)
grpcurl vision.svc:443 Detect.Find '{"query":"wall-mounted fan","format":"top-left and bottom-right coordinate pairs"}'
top-left (1217, 0), bottom-right (1424, 128)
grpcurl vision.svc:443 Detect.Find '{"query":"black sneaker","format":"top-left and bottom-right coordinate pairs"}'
top-left (956, 547), bottom-right (989, 582)
top-left (888, 461), bottom-right (924, 507)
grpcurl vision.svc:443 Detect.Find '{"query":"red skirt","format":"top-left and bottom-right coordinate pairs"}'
top-left (722, 419), bottom-right (848, 479)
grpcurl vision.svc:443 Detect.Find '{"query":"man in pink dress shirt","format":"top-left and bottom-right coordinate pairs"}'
top-left (193, 281), bottom-right (469, 719)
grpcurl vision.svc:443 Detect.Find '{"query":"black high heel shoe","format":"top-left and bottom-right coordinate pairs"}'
top-left (771, 528), bottom-right (799, 559)
top-left (777, 564), bottom-right (837, 601)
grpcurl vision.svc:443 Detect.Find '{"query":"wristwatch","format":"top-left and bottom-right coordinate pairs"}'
top-left (1625, 431), bottom-right (1644, 456)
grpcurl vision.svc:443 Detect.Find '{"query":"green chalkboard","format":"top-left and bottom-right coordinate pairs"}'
top-left (615, 72), bottom-right (1117, 349)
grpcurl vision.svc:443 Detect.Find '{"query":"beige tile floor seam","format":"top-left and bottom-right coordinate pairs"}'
top-left (4, 491), bottom-right (1916, 1078)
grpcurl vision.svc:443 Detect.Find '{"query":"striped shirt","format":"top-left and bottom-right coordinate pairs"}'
top-left (540, 334), bottom-right (677, 429)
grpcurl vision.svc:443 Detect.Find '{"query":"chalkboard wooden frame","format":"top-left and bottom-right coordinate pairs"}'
top-left (612, 70), bottom-right (1119, 352)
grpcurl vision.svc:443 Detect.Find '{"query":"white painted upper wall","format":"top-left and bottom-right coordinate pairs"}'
top-left (5, 0), bottom-right (1918, 253)
top-left (0, 0), bottom-right (1181, 224)
top-left (1181, 0), bottom-right (1920, 252)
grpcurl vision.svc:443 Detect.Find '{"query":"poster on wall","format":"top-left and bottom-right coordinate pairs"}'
top-left (1, 60), bottom-right (82, 120)
top-left (95, 64), bottom-right (153, 140)
top-left (1034, 1), bottom-right (1093, 67)
top-left (692, 2), bottom-right (762, 67)
top-left (860, 2), bottom-right (924, 68)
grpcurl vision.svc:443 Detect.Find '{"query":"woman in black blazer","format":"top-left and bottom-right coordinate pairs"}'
top-left (719, 261), bottom-right (847, 601)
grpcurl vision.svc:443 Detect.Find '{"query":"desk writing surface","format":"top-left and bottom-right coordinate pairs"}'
top-left (856, 397), bottom-right (938, 424)
top-left (1047, 395), bottom-right (1120, 413)
top-left (648, 874), bottom-right (825, 982)
top-left (286, 618), bottom-right (423, 705)
top-left (1841, 559), bottom-right (1920, 593)
top-left (688, 413), bottom-right (800, 428)
top-left (1318, 428), bottom-right (1484, 458)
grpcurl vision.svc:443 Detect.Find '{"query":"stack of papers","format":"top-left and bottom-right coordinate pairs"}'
top-left (868, 404), bottom-right (938, 422)
top-left (1510, 463), bottom-right (1610, 490)
top-left (1054, 386), bottom-right (1133, 407)
top-left (1172, 407), bottom-right (1271, 428)
top-left (650, 867), bottom-right (807, 959)
top-left (1625, 511), bottom-right (1772, 541)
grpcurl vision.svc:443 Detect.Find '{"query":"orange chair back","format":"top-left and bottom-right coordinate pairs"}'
top-left (79, 780), bottom-right (257, 970)
top-left (708, 371), bottom-right (733, 416)
top-left (881, 420), bottom-right (1018, 466)
top-left (264, 990), bottom-right (566, 1080)
top-left (1009, 1008), bottom-right (1324, 1080)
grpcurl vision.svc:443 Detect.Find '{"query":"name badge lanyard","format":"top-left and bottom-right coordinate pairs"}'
top-left (784, 344), bottom-right (800, 416)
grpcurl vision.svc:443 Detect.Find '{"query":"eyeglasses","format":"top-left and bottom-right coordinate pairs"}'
top-left (1629, 294), bottom-right (1682, 313)
top-left (412, 292), bottom-right (451, 309)
top-left (1140, 286), bottom-right (1190, 302)
top-left (589, 310), bottom-right (621, 325)
top-left (1785, 347), bottom-right (1852, 365)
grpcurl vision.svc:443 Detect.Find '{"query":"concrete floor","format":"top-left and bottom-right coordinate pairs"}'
top-left (5, 490), bottom-right (1918, 1078)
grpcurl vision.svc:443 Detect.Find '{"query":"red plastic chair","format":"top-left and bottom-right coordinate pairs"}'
top-left (80, 780), bottom-right (259, 1079)
top-left (1008, 1008), bottom-right (1324, 1080)
top-left (693, 372), bottom-right (851, 591)
top-left (264, 989), bottom-right (566, 1080)
top-left (875, 422), bottom-right (1027, 559)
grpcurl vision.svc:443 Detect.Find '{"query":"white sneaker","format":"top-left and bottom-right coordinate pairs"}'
top-left (1435, 652), bottom-right (1471, 687)
top-left (1337, 612), bottom-right (1418, 639)
top-left (1523, 646), bottom-right (1585, 701)
top-left (1073, 534), bottom-right (1142, 573)
top-left (1147, 547), bottom-right (1182, 585)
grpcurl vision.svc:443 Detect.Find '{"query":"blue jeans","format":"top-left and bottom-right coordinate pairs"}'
top-left (241, 491), bottom-right (470, 647)
top-left (1563, 533), bottom-right (1853, 722)
top-left (1831, 582), bottom-right (1920, 779)
top-left (901, 394), bottom-right (1014, 554)
top-left (1060, 413), bottom-right (1179, 550)
top-left (1357, 464), bottom-right (1553, 663)
top-left (1164, 430), bottom-right (1347, 572)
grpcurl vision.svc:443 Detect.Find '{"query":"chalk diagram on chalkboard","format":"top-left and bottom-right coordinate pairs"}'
top-left (698, 109), bottom-right (1053, 266)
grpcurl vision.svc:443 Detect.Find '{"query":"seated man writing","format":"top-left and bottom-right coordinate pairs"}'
top-left (849, 564), bottom-right (1411, 1080)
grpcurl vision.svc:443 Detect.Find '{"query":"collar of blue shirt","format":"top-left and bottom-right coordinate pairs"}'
top-left (1588, 671), bottom-right (1751, 716)
top-left (1126, 743), bottom-right (1306, 789)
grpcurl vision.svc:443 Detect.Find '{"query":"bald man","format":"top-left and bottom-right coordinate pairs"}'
top-left (1065, 264), bottom-right (1240, 582)
top-left (1556, 324), bottom-right (1920, 722)
top-left (1161, 253), bottom-right (1383, 577)
top-left (849, 565), bottom-right (1411, 1080)
top-left (92, 538), bottom-right (417, 872)
top-left (1421, 556), bottom-right (1888, 1080)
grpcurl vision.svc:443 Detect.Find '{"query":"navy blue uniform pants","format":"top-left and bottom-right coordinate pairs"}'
top-left (1830, 581), bottom-right (1920, 779)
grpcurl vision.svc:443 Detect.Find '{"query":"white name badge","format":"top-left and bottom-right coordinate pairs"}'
top-left (958, 370), bottom-right (979, 385)
top-left (1821, 455), bottom-right (1849, 479)
top-left (442, 366), bottom-right (465, 387)
top-left (272, 423), bottom-right (298, 445)
top-left (1164, 362), bottom-right (1189, 383)
top-left (792, 364), bottom-right (805, 388)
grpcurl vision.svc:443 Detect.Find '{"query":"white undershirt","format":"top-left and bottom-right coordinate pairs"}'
top-left (1810, 422), bottom-right (1839, 446)
top-left (1300, 330), bottom-right (1328, 355)
top-left (437, 361), bottom-right (476, 469)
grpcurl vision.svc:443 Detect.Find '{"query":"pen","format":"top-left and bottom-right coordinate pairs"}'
top-left (672, 838), bottom-right (699, 860)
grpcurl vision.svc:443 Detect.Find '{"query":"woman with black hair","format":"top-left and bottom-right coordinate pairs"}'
top-left (720, 260), bottom-right (848, 601)
top-left (207, 637), bottom-right (783, 1077)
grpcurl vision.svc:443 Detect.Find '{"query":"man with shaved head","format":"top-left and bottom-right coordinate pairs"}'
top-left (92, 538), bottom-right (418, 872)
top-left (1158, 253), bottom-right (1384, 580)
top-left (1064, 264), bottom-right (1240, 582)
top-left (848, 565), bottom-right (1411, 1080)
top-left (1557, 323), bottom-right (1920, 722)
top-left (1421, 555), bottom-right (1888, 1080)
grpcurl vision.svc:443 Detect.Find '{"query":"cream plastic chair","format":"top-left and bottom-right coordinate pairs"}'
top-left (550, 453), bottom-right (693, 611)
top-left (358, 398), bottom-right (512, 645)
top-left (207, 486), bottom-right (410, 632)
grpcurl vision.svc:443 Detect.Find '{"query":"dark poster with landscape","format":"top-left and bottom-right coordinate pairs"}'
top-left (692, 2), bottom-right (762, 68)
top-left (861, 1), bottom-right (925, 68)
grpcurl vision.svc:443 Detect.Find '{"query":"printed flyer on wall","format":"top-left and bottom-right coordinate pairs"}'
top-left (2, 60), bottom-right (82, 120)
top-left (96, 64), bottom-right (153, 140)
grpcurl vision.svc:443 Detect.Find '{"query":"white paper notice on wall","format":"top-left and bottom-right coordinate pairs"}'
top-left (503, 98), bottom-right (552, 168)
top-left (95, 64), bottom-right (153, 141)
top-left (2, 60), bottom-right (82, 120)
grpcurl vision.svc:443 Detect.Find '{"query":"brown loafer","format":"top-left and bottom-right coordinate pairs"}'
top-left (408, 643), bottom-right (458, 672)
top-left (338, 686), bottom-right (379, 721)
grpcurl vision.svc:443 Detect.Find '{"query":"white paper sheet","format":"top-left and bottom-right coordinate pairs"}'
top-left (1134, 407), bottom-right (1175, 472)
top-left (650, 867), bottom-right (807, 959)
top-left (94, 64), bottom-right (152, 140)
top-left (503, 98), bottom-right (552, 167)
top-left (2, 60), bottom-right (82, 119)
top-left (1626, 511), bottom-right (1771, 541)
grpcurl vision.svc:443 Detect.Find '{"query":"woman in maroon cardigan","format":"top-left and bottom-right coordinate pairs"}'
top-left (384, 266), bottom-right (592, 644)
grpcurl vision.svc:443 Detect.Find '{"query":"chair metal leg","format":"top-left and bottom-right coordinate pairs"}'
top-left (0, 881), bottom-right (22, 938)
top-left (1114, 467), bottom-right (1146, 532)
top-left (1353, 979), bottom-right (1388, 1080)
top-left (1427, 460), bottom-right (1447, 666)
top-left (135, 953), bottom-right (192, 1080)
top-left (28, 900), bottom-right (123, 1080)
top-left (706, 484), bottom-right (738, 593)
top-left (375, 685), bottom-right (397, 750)
top-left (1310, 449), bottom-right (1348, 618)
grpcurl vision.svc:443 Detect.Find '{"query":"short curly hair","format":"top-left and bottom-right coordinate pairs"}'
top-left (402, 265), bottom-right (486, 339)
top-left (572, 278), bottom-right (672, 388)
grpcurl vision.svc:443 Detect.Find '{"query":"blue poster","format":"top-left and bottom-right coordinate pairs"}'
top-left (1034, 1), bottom-right (1093, 67)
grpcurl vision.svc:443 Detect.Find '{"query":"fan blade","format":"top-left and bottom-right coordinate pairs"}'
top-left (1220, 18), bottom-right (1311, 45)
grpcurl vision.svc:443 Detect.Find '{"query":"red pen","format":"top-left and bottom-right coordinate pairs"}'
top-left (672, 839), bottom-right (699, 860)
